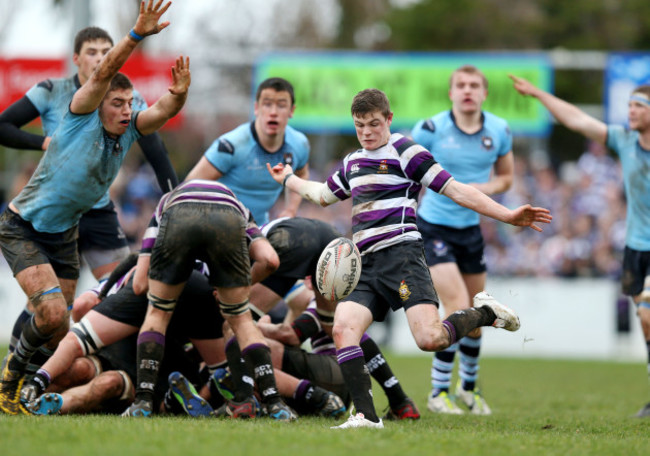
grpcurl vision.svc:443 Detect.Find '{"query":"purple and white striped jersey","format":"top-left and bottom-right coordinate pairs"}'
top-left (88, 274), bottom-right (129, 299)
top-left (139, 179), bottom-right (263, 255)
top-left (326, 133), bottom-right (453, 254)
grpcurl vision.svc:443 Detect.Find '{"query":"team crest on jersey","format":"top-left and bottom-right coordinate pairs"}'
top-left (481, 136), bottom-right (494, 150)
top-left (398, 280), bottom-right (411, 301)
top-left (378, 160), bottom-right (389, 174)
top-left (433, 240), bottom-right (448, 256)
top-left (350, 163), bottom-right (360, 174)
top-left (283, 152), bottom-right (294, 166)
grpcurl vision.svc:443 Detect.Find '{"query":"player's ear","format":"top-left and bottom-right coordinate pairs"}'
top-left (72, 53), bottom-right (80, 66)
top-left (289, 104), bottom-right (296, 118)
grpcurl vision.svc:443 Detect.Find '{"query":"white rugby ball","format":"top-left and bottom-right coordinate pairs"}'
top-left (316, 237), bottom-right (362, 302)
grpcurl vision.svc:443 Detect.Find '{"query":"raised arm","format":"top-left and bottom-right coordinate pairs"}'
top-left (442, 179), bottom-right (552, 232)
top-left (70, 0), bottom-right (171, 115)
top-left (509, 74), bottom-right (607, 144)
top-left (136, 55), bottom-right (190, 136)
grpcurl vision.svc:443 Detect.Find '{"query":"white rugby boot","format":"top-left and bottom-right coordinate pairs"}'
top-left (426, 391), bottom-right (464, 415)
top-left (331, 412), bottom-right (384, 429)
top-left (455, 381), bottom-right (492, 415)
top-left (473, 291), bottom-right (520, 332)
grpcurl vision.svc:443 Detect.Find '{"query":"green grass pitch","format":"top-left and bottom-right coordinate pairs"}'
top-left (1, 354), bottom-right (648, 456)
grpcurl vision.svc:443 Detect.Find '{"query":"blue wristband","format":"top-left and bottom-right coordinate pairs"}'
top-left (129, 29), bottom-right (144, 42)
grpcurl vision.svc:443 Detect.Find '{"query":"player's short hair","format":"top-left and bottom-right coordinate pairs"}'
top-left (107, 73), bottom-right (133, 94)
top-left (74, 27), bottom-right (113, 54)
top-left (450, 64), bottom-right (488, 90)
top-left (256, 77), bottom-right (295, 105)
top-left (632, 85), bottom-right (650, 99)
top-left (351, 88), bottom-right (391, 119)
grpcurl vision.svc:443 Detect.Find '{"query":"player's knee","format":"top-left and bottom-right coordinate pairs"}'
top-left (71, 291), bottom-right (100, 323)
top-left (92, 371), bottom-right (126, 398)
top-left (31, 287), bottom-right (68, 330)
top-left (414, 331), bottom-right (448, 352)
top-left (70, 357), bottom-right (99, 385)
top-left (147, 291), bottom-right (177, 312)
top-left (331, 322), bottom-right (352, 346)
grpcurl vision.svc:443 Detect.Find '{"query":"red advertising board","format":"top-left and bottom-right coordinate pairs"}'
top-left (0, 54), bottom-right (182, 128)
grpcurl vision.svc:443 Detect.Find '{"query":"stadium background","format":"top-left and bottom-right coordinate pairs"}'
top-left (1, 0), bottom-right (649, 359)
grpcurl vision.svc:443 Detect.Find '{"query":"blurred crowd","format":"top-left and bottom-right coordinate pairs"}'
top-left (483, 140), bottom-right (625, 279)
top-left (1, 140), bottom-right (626, 281)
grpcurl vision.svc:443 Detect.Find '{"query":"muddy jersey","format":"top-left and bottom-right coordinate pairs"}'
top-left (25, 75), bottom-right (148, 209)
top-left (12, 109), bottom-right (141, 233)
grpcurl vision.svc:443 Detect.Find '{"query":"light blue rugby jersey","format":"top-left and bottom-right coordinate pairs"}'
top-left (412, 111), bottom-right (512, 228)
top-left (25, 75), bottom-right (148, 209)
top-left (607, 125), bottom-right (650, 251)
top-left (203, 122), bottom-right (310, 225)
top-left (12, 109), bottom-right (141, 233)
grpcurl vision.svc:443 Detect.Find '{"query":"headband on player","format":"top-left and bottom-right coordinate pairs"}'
top-left (630, 93), bottom-right (650, 107)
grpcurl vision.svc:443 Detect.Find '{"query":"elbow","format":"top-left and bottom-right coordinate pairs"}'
top-left (132, 281), bottom-right (148, 296)
top-left (265, 253), bottom-right (281, 274)
top-left (256, 250), bottom-right (280, 277)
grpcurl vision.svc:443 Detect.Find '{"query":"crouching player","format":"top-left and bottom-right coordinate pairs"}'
top-left (122, 179), bottom-right (296, 421)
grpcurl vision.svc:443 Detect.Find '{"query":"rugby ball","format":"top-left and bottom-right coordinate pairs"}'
top-left (316, 237), bottom-right (362, 302)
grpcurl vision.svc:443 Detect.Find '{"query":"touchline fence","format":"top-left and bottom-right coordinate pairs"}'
top-left (0, 266), bottom-right (645, 361)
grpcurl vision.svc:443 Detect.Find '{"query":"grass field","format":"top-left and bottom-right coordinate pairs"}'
top-left (1, 355), bottom-right (648, 456)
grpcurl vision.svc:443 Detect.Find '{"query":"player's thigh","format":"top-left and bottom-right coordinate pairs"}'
top-left (249, 282), bottom-right (283, 314)
top-left (430, 262), bottom-right (470, 314)
top-left (461, 271), bottom-right (487, 306)
top-left (0, 208), bottom-right (80, 282)
top-left (78, 310), bottom-right (139, 347)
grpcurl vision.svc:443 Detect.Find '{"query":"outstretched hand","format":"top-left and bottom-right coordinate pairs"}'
top-left (266, 162), bottom-right (294, 185)
top-left (133, 0), bottom-right (171, 37)
top-left (169, 56), bottom-right (190, 95)
top-left (509, 205), bottom-right (552, 232)
top-left (508, 74), bottom-right (539, 97)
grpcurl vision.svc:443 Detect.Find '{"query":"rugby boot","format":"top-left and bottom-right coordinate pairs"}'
top-left (331, 412), bottom-right (384, 429)
top-left (382, 397), bottom-right (420, 420)
top-left (121, 399), bottom-right (153, 417)
top-left (0, 354), bottom-right (26, 415)
top-left (168, 371), bottom-right (213, 417)
top-left (215, 396), bottom-right (259, 419)
top-left (266, 400), bottom-right (298, 422)
top-left (473, 291), bottom-right (521, 331)
top-left (28, 393), bottom-right (63, 416)
top-left (455, 381), bottom-right (492, 415)
top-left (427, 391), bottom-right (464, 415)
